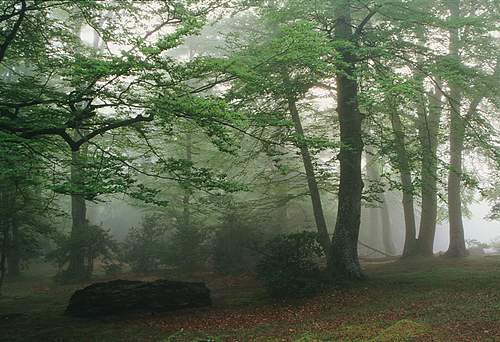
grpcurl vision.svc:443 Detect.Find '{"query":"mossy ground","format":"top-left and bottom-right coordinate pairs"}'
top-left (1, 256), bottom-right (500, 341)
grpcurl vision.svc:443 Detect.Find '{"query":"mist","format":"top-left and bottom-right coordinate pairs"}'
top-left (1, 0), bottom-right (499, 341)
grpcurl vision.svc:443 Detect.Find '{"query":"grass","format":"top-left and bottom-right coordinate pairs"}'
top-left (1, 256), bottom-right (500, 341)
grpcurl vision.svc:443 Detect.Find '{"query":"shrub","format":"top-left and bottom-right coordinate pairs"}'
top-left (162, 223), bottom-right (209, 272)
top-left (256, 231), bottom-right (325, 298)
top-left (47, 222), bottom-right (118, 282)
top-left (122, 214), bottom-right (168, 273)
top-left (212, 214), bottom-right (262, 274)
top-left (103, 262), bottom-right (123, 276)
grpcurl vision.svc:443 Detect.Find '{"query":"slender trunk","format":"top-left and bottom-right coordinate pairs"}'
top-left (365, 206), bottom-right (382, 250)
top-left (364, 152), bottom-right (383, 250)
top-left (7, 216), bottom-right (20, 277)
top-left (445, 0), bottom-right (467, 257)
top-left (389, 110), bottom-right (417, 257)
top-left (365, 151), bottom-right (396, 255)
top-left (66, 149), bottom-right (88, 279)
top-left (380, 195), bottom-right (396, 255)
top-left (414, 82), bottom-right (442, 256)
top-left (330, 0), bottom-right (365, 280)
top-left (287, 98), bottom-right (332, 263)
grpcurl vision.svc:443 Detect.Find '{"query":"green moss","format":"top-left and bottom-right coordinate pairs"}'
top-left (2, 257), bottom-right (500, 341)
top-left (373, 319), bottom-right (429, 341)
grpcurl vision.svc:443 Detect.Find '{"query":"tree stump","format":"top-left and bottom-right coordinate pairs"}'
top-left (65, 279), bottom-right (211, 317)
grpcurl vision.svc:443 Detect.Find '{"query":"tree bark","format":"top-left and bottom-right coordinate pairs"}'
top-left (287, 97), bottom-right (332, 264)
top-left (380, 194), bottom-right (396, 255)
top-left (445, 0), bottom-right (467, 257)
top-left (66, 149), bottom-right (88, 279)
top-left (364, 151), bottom-right (384, 250)
top-left (445, 50), bottom-right (498, 253)
top-left (414, 82), bottom-right (442, 256)
top-left (389, 110), bottom-right (417, 257)
top-left (365, 151), bottom-right (396, 255)
top-left (330, 0), bottom-right (365, 280)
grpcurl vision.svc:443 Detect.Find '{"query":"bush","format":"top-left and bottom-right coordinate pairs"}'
top-left (256, 231), bottom-right (325, 298)
top-left (47, 222), bottom-right (118, 282)
top-left (103, 262), bottom-right (123, 276)
top-left (212, 214), bottom-right (262, 274)
top-left (122, 214), bottom-right (168, 273)
top-left (162, 224), bottom-right (208, 272)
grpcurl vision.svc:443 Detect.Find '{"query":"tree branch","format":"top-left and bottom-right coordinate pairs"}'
top-left (74, 114), bottom-right (154, 149)
top-left (354, 5), bottom-right (381, 37)
top-left (0, 0), bottom-right (26, 64)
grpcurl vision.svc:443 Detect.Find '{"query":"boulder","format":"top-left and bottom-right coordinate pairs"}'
top-left (65, 279), bottom-right (211, 317)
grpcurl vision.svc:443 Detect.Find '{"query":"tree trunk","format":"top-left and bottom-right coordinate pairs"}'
top-left (364, 151), bottom-right (384, 250)
top-left (287, 97), bottom-right (332, 264)
top-left (389, 110), bottom-right (417, 257)
top-left (365, 151), bottom-right (396, 255)
top-left (380, 195), bottom-right (396, 255)
top-left (363, 205), bottom-right (382, 250)
top-left (414, 82), bottom-right (442, 257)
top-left (445, 63), bottom-right (497, 253)
top-left (445, 0), bottom-right (467, 257)
top-left (7, 216), bottom-right (20, 277)
top-left (66, 149), bottom-right (88, 280)
top-left (330, 0), bottom-right (365, 280)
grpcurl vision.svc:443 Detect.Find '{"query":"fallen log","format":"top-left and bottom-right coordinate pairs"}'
top-left (65, 279), bottom-right (211, 317)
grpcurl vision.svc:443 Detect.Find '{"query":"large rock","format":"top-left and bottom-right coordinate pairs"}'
top-left (65, 279), bottom-right (211, 317)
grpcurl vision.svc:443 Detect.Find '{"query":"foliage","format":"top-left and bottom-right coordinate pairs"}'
top-left (122, 214), bottom-right (169, 273)
top-left (490, 237), bottom-right (500, 249)
top-left (47, 222), bottom-right (117, 280)
top-left (212, 212), bottom-right (263, 274)
top-left (162, 223), bottom-right (209, 272)
top-left (256, 231), bottom-right (325, 298)
top-left (465, 239), bottom-right (489, 250)
top-left (487, 202), bottom-right (500, 221)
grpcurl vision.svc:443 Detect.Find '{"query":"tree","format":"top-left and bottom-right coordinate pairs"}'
top-left (328, 0), bottom-right (366, 279)
top-left (225, 18), bottom-right (335, 263)
top-left (0, 134), bottom-right (57, 292)
top-left (444, 0), bottom-right (500, 257)
top-left (0, 0), bottom-right (248, 280)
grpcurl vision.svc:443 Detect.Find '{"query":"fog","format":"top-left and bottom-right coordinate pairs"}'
top-left (1, 1), bottom-right (500, 340)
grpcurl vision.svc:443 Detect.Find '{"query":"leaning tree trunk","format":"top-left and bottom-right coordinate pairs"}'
top-left (414, 81), bottom-right (442, 257)
top-left (330, 0), bottom-right (365, 280)
top-left (287, 97), bottom-right (332, 264)
top-left (66, 149), bottom-right (88, 280)
top-left (389, 110), bottom-right (417, 257)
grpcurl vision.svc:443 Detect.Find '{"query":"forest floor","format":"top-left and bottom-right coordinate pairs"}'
top-left (1, 256), bottom-right (500, 341)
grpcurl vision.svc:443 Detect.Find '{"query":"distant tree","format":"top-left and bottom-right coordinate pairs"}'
top-left (122, 214), bottom-right (169, 273)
